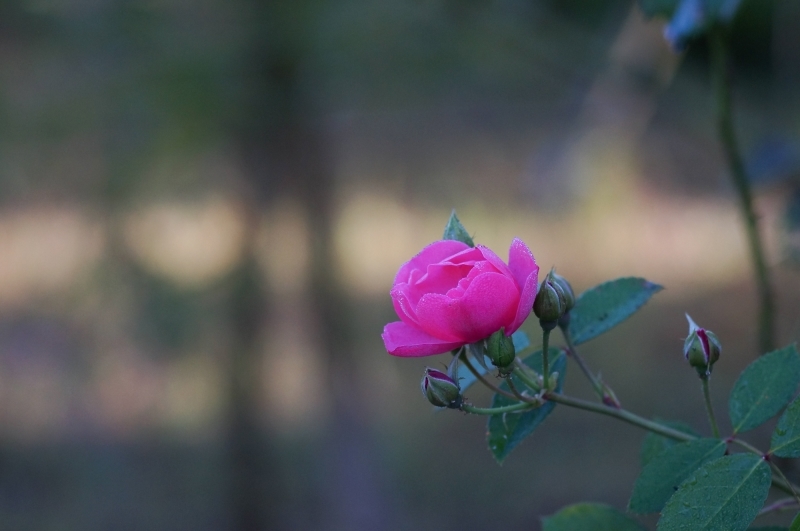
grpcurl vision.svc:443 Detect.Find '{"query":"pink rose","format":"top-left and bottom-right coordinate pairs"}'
top-left (382, 238), bottom-right (539, 357)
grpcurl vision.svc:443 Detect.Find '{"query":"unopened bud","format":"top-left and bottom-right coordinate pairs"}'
top-left (533, 270), bottom-right (568, 329)
top-left (487, 328), bottom-right (516, 375)
top-left (683, 314), bottom-right (721, 377)
top-left (421, 367), bottom-right (462, 408)
top-left (550, 271), bottom-right (575, 314)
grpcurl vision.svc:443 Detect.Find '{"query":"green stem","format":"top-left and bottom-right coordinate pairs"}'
top-left (562, 326), bottom-right (606, 401)
top-left (701, 377), bottom-right (720, 438)
top-left (545, 392), bottom-right (695, 442)
top-left (757, 497), bottom-right (798, 517)
top-left (548, 393), bottom-right (800, 496)
top-left (511, 365), bottom-right (542, 393)
top-left (710, 28), bottom-right (775, 354)
top-left (461, 402), bottom-right (536, 415)
top-left (461, 354), bottom-right (518, 402)
top-left (542, 329), bottom-right (551, 379)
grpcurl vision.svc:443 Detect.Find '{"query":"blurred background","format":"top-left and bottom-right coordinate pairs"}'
top-left (1, 0), bottom-right (800, 529)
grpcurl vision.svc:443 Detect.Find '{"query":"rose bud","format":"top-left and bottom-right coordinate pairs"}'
top-left (487, 328), bottom-right (516, 375)
top-left (421, 367), bottom-right (462, 408)
top-left (533, 270), bottom-right (568, 330)
top-left (550, 271), bottom-right (575, 329)
top-left (683, 314), bottom-right (721, 377)
top-left (382, 238), bottom-right (539, 357)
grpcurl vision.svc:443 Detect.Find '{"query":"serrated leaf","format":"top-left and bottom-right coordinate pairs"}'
top-left (630, 438), bottom-right (726, 514)
top-left (770, 394), bottom-right (800, 457)
top-left (641, 420), bottom-right (701, 467)
top-left (512, 330), bottom-right (530, 353)
top-left (542, 503), bottom-right (646, 531)
top-left (442, 210), bottom-right (474, 247)
top-left (729, 344), bottom-right (800, 434)
top-left (568, 278), bottom-right (663, 345)
top-left (487, 348), bottom-right (565, 463)
top-left (658, 454), bottom-right (771, 531)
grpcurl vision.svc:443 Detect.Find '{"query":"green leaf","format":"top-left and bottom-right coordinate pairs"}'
top-left (791, 511), bottom-right (800, 531)
top-left (729, 344), bottom-right (800, 434)
top-left (512, 330), bottom-right (530, 353)
top-left (442, 210), bottom-right (474, 247)
top-left (770, 393), bottom-right (800, 457)
top-left (658, 454), bottom-right (771, 531)
top-left (638, 0), bottom-right (680, 18)
top-left (542, 503), bottom-right (646, 531)
top-left (457, 352), bottom-right (492, 394)
top-left (487, 348), bottom-right (565, 463)
top-left (568, 277), bottom-right (663, 346)
top-left (640, 420), bottom-right (701, 467)
top-left (629, 438), bottom-right (726, 514)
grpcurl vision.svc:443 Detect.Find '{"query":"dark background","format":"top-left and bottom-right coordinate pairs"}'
top-left (1, 0), bottom-right (800, 529)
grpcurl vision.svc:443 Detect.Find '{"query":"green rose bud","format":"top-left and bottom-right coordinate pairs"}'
top-left (533, 269), bottom-right (567, 330)
top-left (550, 271), bottom-right (575, 314)
top-left (421, 367), bottom-right (462, 408)
top-left (486, 328), bottom-right (516, 375)
top-left (683, 314), bottom-right (721, 377)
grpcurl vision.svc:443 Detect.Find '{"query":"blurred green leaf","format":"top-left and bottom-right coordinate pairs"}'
top-left (658, 454), bottom-right (771, 531)
top-left (792, 511), bottom-right (800, 531)
top-left (640, 420), bottom-right (701, 467)
top-left (512, 330), bottom-right (530, 353)
top-left (770, 393), bottom-right (800, 457)
top-left (729, 344), bottom-right (800, 434)
top-left (442, 210), bottom-right (474, 247)
top-left (638, 0), bottom-right (680, 18)
top-left (487, 348), bottom-right (565, 463)
top-left (542, 503), bottom-right (645, 531)
top-left (629, 438), bottom-right (726, 514)
top-left (568, 278), bottom-right (663, 346)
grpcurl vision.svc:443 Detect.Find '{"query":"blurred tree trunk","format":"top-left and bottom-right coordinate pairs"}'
top-left (227, 2), bottom-right (390, 530)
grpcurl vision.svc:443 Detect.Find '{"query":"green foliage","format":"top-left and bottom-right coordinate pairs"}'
top-left (457, 332), bottom-right (528, 393)
top-left (442, 210), bottom-right (475, 247)
top-left (638, 0), bottom-right (680, 18)
top-left (456, 353), bottom-right (489, 393)
top-left (640, 421), bottom-right (701, 467)
top-left (511, 330), bottom-right (530, 353)
top-left (629, 438), bottom-right (726, 514)
top-left (568, 277), bottom-right (663, 346)
top-left (729, 344), bottom-right (800, 434)
top-left (542, 503), bottom-right (646, 531)
top-left (749, 527), bottom-right (789, 531)
top-left (487, 348), bottom-right (565, 463)
top-left (792, 512), bottom-right (800, 531)
top-left (657, 454), bottom-right (771, 531)
top-left (770, 393), bottom-right (800, 457)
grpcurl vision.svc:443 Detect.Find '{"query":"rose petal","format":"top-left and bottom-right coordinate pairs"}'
top-left (394, 240), bottom-right (471, 286)
top-left (476, 245), bottom-right (513, 277)
top-left (382, 321), bottom-right (464, 357)
top-left (416, 272), bottom-right (518, 343)
top-left (507, 238), bottom-right (538, 291)
top-left (506, 238), bottom-right (539, 333)
top-left (390, 283), bottom-right (420, 327)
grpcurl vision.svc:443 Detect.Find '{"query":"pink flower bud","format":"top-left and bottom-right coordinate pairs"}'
top-left (684, 314), bottom-right (722, 376)
top-left (421, 368), bottom-right (461, 408)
